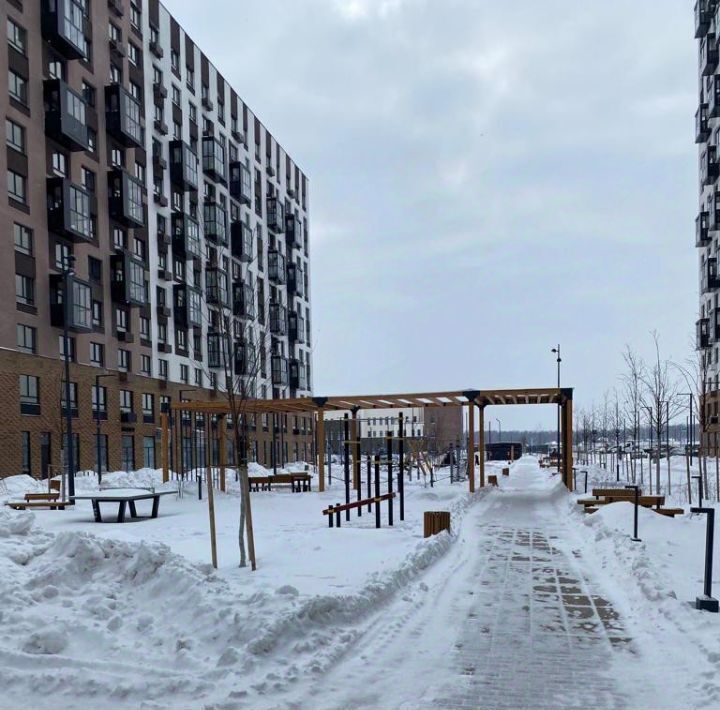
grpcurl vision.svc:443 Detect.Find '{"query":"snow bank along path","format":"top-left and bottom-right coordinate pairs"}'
top-left (0, 463), bottom-right (491, 709)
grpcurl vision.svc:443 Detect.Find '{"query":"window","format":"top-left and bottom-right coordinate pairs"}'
top-left (88, 256), bottom-right (102, 283)
top-left (47, 59), bottom-right (65, 80)
top-left (55, 242), bottom-right (72, 270)
top-left (15, 274), bottom-right (34, 306)
top-left (82, 81), bottom-right (96, 107)
top-left (158, 359), bottom-right (168, 379)
top-left (140, 316), bottom-right (150, 340)
top-left (116, 307), bottom-right (128, 332)
top-left (9, 70), bottom-right (27, 103)
top-left (113, 227), bottom-right (126, 250)
top-left (176, 328), bottom-right (187, 349)
top-left (143, 436), bottom-right (155, 468)
top-left (7, 19), bottom-right (26, 55)
top-left (140, 354), bottom-right (151, 376)
top-left (7, 170), bottom-right (26, 204)
top-left (14, 224), bottom-right (32, 255)
top-left (120, 389), bottom-right (133, 412)
top-left (6, 119), bottom-right (25, 153)
top-left (110, 64), bottom-right (122, 85)
top-left (121, 435), bottom-right (134, 471)
top-left (186, 66), bottom-right (194, 90)
top-left (21, 432), bottom-right (31, 475)
top-left (128, 43), bottom-right (140, 67)
top-left (130, 3), bottom-right (141, 30)
top-left (142, 393), bottom-right (154, 417)
top-left (180, 364), bottom-right (189, 384)
top-left (16, 324), bottom-right (36, 354)
top-left (129, 80), bottom-right (142, 104)
top-left (60, 380), bottom-right (78, 413)
top-left (19, 375), bottom-right (39, 414)
top-left (92, 300), bottom-right (103, 328)
top-left (189, 103), bottom-right (197, 123)
top-left (173, 120), bottom-right (181, 140)
top-left (171, 50), bottom-right (179, 72)
top-left (90, 341), bottom-right (104, 366)
top-left (58, 335), bottom-right (76, 361)
top-left (118, 348), bottom-right (130, 371)
top-left (87, 127), bottom-right (96, 152)
top-left (111, 147), bottom-right (124, 168)
top-left (195, 368), bottom-right (203, 387)
top-left (92, 384), bottom-right (107, 414)
top-left (52, 151), bottom-right (67, 176)
top-left (172, 85), bottom-right (181, 106)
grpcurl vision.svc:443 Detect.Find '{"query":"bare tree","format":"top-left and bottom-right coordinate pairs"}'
top-left (640, 332), bottom-right (683, 495)
top-left (621, 346), bottom-right (646, 485)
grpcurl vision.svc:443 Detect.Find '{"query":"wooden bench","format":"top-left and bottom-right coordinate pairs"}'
top-left (249, 473), bottom-right (311, 492)
top-left (488, 474), bottom-right (498, 487)
top-left (5, 500), bottom-right (72, 510)
top-left (24, 492), bottom-right (60, 502)
top-left (656, 508), bottom-right (684, 517)
top-left (592, 488), bottom-right (641, 498)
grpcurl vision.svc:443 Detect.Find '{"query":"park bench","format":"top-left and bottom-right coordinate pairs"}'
top-left (5, 497), bottom-right (72, 511)
top-left (249, 473), bottom-right (311, 492)
top-left (24, 492), bottom-right (60, 502)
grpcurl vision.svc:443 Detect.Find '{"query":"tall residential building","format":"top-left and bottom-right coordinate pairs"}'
top-left (1, 0), bottom-right (313, 476)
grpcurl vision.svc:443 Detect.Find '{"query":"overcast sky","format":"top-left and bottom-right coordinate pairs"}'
top-left (166, 0), bottom-right (697, 429)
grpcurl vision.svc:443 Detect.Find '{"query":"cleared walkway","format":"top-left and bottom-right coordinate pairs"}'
top-left (300, 459), bottom-right (634, 710)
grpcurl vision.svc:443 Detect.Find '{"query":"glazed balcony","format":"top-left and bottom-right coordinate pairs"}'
top-left (697, 1), bottom-right (712, 38)
top-left (285, 214), bottom-right (302, 249)
top-left (698, 211), bottom-right (711, 247)
top-left (267, 196), bottom-right (285, 234)
top-left (701, 34), bottom-right (718, 76)
top-left (47, 178), bottom-right (92, 243)
top-left (203, 201), bottom-right (228, 246)
top-left (698, 317), bottom-right (711, 349)
top-left (703, 146), bottom-right (719, 187)
top-left (105, 84), bottom-right (144, 149)
top-left (41, 0), bottom-right (88, 60)
top-left (269, 303), bottom-right (288, 336)
top-left (169, 140), bottom-right (199, 190)
top-left (231, 221), bottom-right (253, 262)
top-left (172, 213), bottom-right (202, 258)
top-left (287, 263), bottom-right (304, 297)
top-left (202, 136), bottom-right (227, 184)
top-left (229, 161), bottom-right (252, 205)
top-left (110, 251), bottom-right (146, 306)
top-left (271, 355), bottom-right (289, 387)
top-left (44, 79), bottom-right (88, 151)
top-left (206, 267), bottom-right (230, 307)
top-left (173, 284), bottom-right (203, 328)
top-left (233, 283), bottom-right (255, 320)
top-left (268, 251), bottom-right (286, 285)
top-left (49, 274), bottom-right (93, 332)
top-left (290, 359), bottom-right (307, 390)
top-left (108, 169), bottom-right (145, 228)
top-left (702, 257), bottom-right (720, 293)
top-left (697, 104), bottom-right (711, 144)
top-left (288, 310), bottom-right (305, 344)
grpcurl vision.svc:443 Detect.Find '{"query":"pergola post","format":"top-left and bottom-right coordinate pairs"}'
top-left (467, 402), bottom-right (475, 493)
top-left (160, 412), bottom-right (169, 483)
top-left (477, 404), bottom-right (485, 488)
top-left (351, 408), bottom-right (360, 490)
top-left (561, 392), bottom-right (574, 490)
top-left (317, 409), bottom-right (325, 492)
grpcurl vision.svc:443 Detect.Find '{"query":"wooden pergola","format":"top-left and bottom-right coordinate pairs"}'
top-left (161, 387), bottom-right (574, 492)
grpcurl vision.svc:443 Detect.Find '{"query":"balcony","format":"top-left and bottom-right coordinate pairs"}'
top-left (698, 211), bottom-right (711, 247)
top-left (269, 303), bottom-right (288, 336)
top-left (271, 355), bottom-right (289, 387)
top-left (202, 136), bottom-right (227, 183)
top-left (285, 214), bottom-right (302, 248)
top-left (206, 268), bottom-right (230, 307)
top-left (169, 140), bottom-right (199, 190)
top-left (288, 310), bottom-right (305, 344)
top-left (153, 82), bottom-right (168, 101)
top-left (287, 263), bottom-right (304, 297)
top-left (701, 34), bottom-right (719, 77)
top-left (233, 283), bottom-right (255, 320)
top-left (267, 196), bottom-right (285, 234)
top-left (49, 274), bottom-right (93, 332)
top-left (47, 178), bottom-right (93, 243)
top-left (110, 251), bottom-right (146, 306)
top-left (173, 284), bottom-right (203, 328)
top-left (41, 0), bottom-right (88, 60)
top-left (44, 79), bottom-right (88, 151)
top-left (703, 146), bottom-right (720, 187)
top-left (203, 201), bottom-right (228, 245)
top-left (108, 170), bottom-right (145, 228)
top-left (698, 318), bottom-right (711, 349)
top-left (229, 161), bottom-right (252, 205)
top-left (697, 104), bottom-right (711, 144)
top-left (703, 257), bottom-right (720, 293)
top-left (172, 213), bottom-right (202, 258)
top-left (207, 331), bottom-right (229, 369)
top-left (268, 251), bottom-right (286, 285)
top-left (234, 341), bottom-right (257, 376)
top-left (290, 359), bottom-right (307, 390)
top-left (697, 1), bottom-right (713, 38)
top-left (231, 221), bottom-right (253, 262)
top-left (105, 84), bottom-right (144, 149)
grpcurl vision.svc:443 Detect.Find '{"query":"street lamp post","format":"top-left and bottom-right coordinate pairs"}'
top-left (551, 345), bottom-right (562, 472)
top-left (615, 400), bottom-right (620, 482)
top-left (62, 255), bottom-right (76, 499)
top-left (95, 373), bottom-right (113, 485)
top-left (496, 419), bottom-right (501, 444)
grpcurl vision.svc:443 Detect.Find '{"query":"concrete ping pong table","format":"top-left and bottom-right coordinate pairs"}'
top-left (70, 488), bottom-right (176, 523)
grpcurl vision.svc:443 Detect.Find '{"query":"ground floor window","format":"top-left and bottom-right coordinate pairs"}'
top-left (61, 433), bottom-right (80, 474)
top-left (95, 434), bottom-right (108, 473)
top-left (21, 431), bottom-right (30, 475)
top-left (121, 435), bottom-right (134, 471)
top-left (143, 436), bottom-right (155, 469)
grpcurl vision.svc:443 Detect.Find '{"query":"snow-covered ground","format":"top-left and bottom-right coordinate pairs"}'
top-left (1, 457), bottom-right (720, 708)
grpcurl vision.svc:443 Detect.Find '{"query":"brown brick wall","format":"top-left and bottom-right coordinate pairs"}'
top-left (0, 350), bottom-right (313, 478)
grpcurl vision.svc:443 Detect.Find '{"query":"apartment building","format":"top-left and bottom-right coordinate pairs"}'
top-left (1, 0), bottom-right (313, 476)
